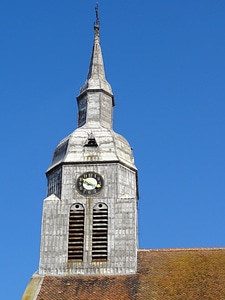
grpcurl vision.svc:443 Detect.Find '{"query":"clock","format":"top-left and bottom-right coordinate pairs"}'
top-left (76, 172), bottom-right (104, 195)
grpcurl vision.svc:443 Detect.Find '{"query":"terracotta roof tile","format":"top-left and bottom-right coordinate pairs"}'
top-left (138, 248), bottom-right (225, 299)
top-left (33, 248), bottom-right (225, 300)
top-left (36, 275), bottom-right (138, 300)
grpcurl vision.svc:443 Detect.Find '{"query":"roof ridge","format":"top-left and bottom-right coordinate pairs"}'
top-left (138, 247), bottom-right (225, 252)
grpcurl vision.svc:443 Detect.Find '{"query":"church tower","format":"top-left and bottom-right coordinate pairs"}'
top-left (38, 6), bottom-right (138, 276)
top-left (22, 6), bottom-right (225, 300)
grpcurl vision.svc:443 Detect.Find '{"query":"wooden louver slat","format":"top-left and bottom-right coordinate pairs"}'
top-left (92, 204), bottom-right (108, 262)
top-left (68, 204), bottom-right (85, 261)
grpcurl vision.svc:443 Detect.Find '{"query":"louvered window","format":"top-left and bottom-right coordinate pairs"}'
top-left (92, 203), bottom-right (108, 262)
top-left (68, 203), bottom-right (85, 261)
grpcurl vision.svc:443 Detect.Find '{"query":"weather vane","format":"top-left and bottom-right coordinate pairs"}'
top-left (94, 3), bottom-right (100, 30)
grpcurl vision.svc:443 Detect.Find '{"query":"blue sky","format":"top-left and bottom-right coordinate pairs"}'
top-left (1, 0), bottom-right (225, 298)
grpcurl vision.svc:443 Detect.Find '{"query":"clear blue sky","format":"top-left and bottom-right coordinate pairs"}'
top-left (1, 1), bottom-right (225, 298)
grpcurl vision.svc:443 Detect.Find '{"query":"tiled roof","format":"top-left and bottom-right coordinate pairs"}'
top-left (138, 248), bottom-right (225, 299)
top-left (23, 248), bottom-right (225, 300)
top-left (36, 274), bottom-right (138, 300)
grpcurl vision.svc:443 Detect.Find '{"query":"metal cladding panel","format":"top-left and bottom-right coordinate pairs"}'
top-left (47, 125), bottom-right (136, 172)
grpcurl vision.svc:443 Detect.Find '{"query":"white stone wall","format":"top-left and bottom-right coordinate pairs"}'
top-left (39, 162), bottom-right (138, 275)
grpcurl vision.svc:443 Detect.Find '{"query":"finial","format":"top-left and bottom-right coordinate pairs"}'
top-left (94, 3), bottom-right (100, 32)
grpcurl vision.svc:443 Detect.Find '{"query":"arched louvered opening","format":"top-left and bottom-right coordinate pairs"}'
top-left (68, 203), bottom-right (85, 261)
top-left (92, 203), bottom-right (108, 262)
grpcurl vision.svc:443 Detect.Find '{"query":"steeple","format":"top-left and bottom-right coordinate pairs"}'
top-left (22, 7), bottom-right (139, 297)
top-left (79, 4), bottom-right (114, 106)
top-left (36, 5), bottom-right (138, 278)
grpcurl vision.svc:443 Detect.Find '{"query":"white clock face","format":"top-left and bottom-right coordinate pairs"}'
top-left (83, 177), bottom-right (98, 190)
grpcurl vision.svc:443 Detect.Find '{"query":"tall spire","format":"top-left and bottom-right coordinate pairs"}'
top-left (79, 4), bottom-right (113, 97)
